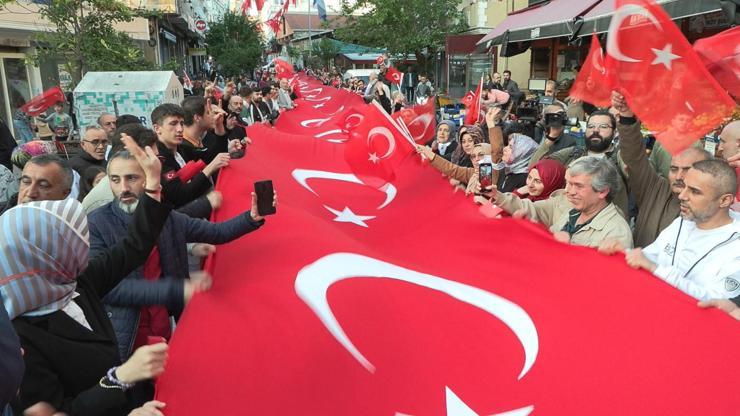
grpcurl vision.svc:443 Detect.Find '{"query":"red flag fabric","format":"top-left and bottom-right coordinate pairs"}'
top-left (461, 91), bottom-right (475, 107)
top-left (175, 160), bottom-right (206, 183)
top-left (604, 0), bottom-right (735, 154)
top-left (693, 26), bottom-right (740, 99)
top-left (154, 89), bottom-right (740, 414)
top-left (274, 58), bottom-right (295, 78)
top-left (240, 0), bottom-right (251, 15)
top-left (212, 86), bottom-right (224, 102)
top-left (255, 0), bottom-right (265, 11)
top-left (20, 86), bottom-right (66, 117)
top-left (345, 101), bottom-right (416, 188)
top-left (182, 72), bottom-right (193, 91)
top-left (569, 33), bottom-right (614, 107)
top-left (464, 81), bottom-right (482, 125)
top-left (385, 67), bottom-right (403, 85)
top-left (376, 55), bottom-right (385, 66)
top-left (265, 16), bottom-right (281, 33)
top-left (391, 97), bottom-right (436, 144)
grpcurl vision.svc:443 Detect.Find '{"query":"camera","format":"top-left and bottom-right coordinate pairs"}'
top-left (544, 112), bottom-right (578, 128)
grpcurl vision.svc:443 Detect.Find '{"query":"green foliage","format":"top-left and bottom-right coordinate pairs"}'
top-left (311, 38), bottom-right (341, 67)
top-left (205, 12), bottom-right (264, 77)
top-left (335, 0), bottom-right (467, 69)
top-left (32, 0), bottom-right (153, 86)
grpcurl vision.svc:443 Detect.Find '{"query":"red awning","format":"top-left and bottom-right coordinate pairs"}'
top-left (477, 0), bottom-right (603, 45)
top-left (446, 34), bottom-right (485, 55)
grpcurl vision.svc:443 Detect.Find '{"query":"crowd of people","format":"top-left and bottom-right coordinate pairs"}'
top-left (0, 55), bottom-right (739, 416)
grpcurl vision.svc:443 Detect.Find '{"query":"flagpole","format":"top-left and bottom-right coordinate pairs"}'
top-left (477, 74), bottom-right (484, 124)
top-left (308, 0), bottom-right (312, 59)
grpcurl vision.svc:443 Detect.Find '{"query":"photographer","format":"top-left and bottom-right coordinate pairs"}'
top-left (533, 104), bottom-right (577, 154)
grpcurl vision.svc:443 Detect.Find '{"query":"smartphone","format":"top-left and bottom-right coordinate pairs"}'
top-left (479, 155), bottom-right (493, 189)
top-left (254, 180), bottom-right (276, 216)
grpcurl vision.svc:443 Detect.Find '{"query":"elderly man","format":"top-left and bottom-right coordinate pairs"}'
top-left (600, 159), bottom-right (739, 301)
top-left (491, 156), bottom-right (633, 248)
top-left (612, 92), bottom-right (713, 247)
top-left (98, 113), bottom-right (117, 139)
top-left (0, 154), bottom-right (73, 215)
top-left (89, 149), bottom-right (272, 360)
top-left (277, 78), bottom-right (295, 110)
top-left (68, 126), bottom-right (107, 175)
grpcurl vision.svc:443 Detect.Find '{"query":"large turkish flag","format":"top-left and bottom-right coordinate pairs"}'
top-left (605, 0), bottom-right (735, 154)
top-left (155, 75), bottom-right (740, 415)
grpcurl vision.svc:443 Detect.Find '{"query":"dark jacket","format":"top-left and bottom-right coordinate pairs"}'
top-left (88, 201), bottom-right (264, 359)
top-left (178, 131), bottom-right (228, 166)
top-left (157, 142), bottom-right (212, 208)
top-left (618, 117), bottom-right (679, 247)
top-left (434, 141), bottom-right (458, 162)
top-left (0, 304), bottom-right (23, 409)
top-left (68, 152), bottom-right (106, 176)
top-left (11, 194), bottom-right (171, 416)
top-left (0, 120), bottom-right (16, 171)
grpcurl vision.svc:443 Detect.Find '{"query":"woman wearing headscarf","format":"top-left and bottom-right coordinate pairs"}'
top-left (429, 120), bottom-right (457, 162)
top-left (513, 159), bottom-right (566, 202)
top-left (498, 133), bottom-right (539, 193)
top-left (1, 137), bottom-right (173, 415)
top-left (448, 125), bottom-right (485, 168)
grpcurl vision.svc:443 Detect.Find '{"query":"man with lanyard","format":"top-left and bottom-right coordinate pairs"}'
top-left (600, 159), bottom-right (740, 301)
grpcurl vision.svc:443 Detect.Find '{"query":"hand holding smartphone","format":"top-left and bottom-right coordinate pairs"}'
top-left (254, 180), bottom-right (277, 216)
top-left (478, 155), bottom-right (493, 189)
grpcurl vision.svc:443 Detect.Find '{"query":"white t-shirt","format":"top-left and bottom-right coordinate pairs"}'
top-left (643, 213), bottom-right (740, 301)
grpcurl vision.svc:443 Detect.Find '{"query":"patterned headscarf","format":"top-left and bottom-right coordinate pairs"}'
top-left (0, 199), bottom-right (89, 319)
top-left (10, 140), bottom-right (57, 170)
top-left (505, 133), bottom-right (539, 175)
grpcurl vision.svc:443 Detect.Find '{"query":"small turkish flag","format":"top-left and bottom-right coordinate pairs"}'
top-left (569, 33), bottom-right (614, 107)
top-left (345, 101), bottom-right (416, 188)
top-left (265, 16), bottom-right (280, 33)
top-left (240, 0), bottom-right (250, 15)
top-left (392, 96), bottom-right (436, 144)
top-left (274, 58), bottom-right (295, 78)
top-left (21, 86), bottom-right (66, 117)
top-left (605, 0), bottom-right (735, 154)
top-left (385, 67), bottom-right (403, 86)
top-left (461, 91), bottom-right (475, 107)
top-left (376, 55), bottom-right (385, 66)
top-left (464, 81), bottom-right (483, 125)
top-left (175, 160), bottom-right (206, 183)
top-left (693, 26), bottom-right (740, 99)
top-left (254, 0), bottom-right (265, 11)
top-left (212, 86), bottom-right (224, 102)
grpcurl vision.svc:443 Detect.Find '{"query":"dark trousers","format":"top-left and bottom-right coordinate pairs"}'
top-left (403, 87), bottom-right (414, 103)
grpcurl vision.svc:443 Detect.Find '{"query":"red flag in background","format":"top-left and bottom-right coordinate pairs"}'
top-left (392, 97), bottom-right (436, 144)
top-left (693, 26), bottom-right (740, 99)
top-left (569, 33), bottom-right (614, 107)
top-left (274, 58), bottom-right (295, 78)
top-left (20, 86), bottom-right (66, 116)
top-left (212, 85), bottom-right (224, 102)
top-left (345, 101), bottom-right (416, 188)
top-left (255, 0), bottom-right (265, 11)
top-left (375, 55), bottom-right (385, 66)
top-left (461, 91), bottom-right (475, 107)
top-left (385, 67), bottom-right (403, 85)
top-left (463, 79), bottom-right (483, 125)
top-left (604, 0), bottom-right (735, 154)
top-left (240, 0), bottom-right (251, 15)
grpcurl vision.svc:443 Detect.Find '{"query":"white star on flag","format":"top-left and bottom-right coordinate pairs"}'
top-left (650, 43), bottom-right (680, 70)
top-left (368, 152), bottom-right (381, 163)
top-left (323, 205), bottom-right (375, 228)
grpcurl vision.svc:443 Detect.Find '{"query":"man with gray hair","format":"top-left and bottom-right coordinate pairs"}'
top-left (600, 159), bottom-right (739, 301)
top-left (68, 126), bottom-right (108, 176)
top-left (97, 113), bottom-right (117, 140)
top-left (489, 155), bottom-right (633, 248)
top-left (0, 154), bottom-right (74, 215)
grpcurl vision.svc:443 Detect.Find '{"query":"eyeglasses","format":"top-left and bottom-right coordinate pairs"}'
top-left (586, 123), bottom-right (613, 130)
top-left (83, 139), bottom-right (109, 148)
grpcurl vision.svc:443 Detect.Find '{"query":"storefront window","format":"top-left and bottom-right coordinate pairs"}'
top-left (531, 47), bottom-right (550, 80)
top-left (468, 56), bottom-right (492, 91)
top-left (556, 48), bottom-right (581, 90)
top-left (5, 58), bottom-right (31, 110)
top-left (448, 57), bottom-right (466, 99)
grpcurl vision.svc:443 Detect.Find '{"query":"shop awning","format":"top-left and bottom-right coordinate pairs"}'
top-left (477, 0), bottom-right (603, 46)
top-left (578, 0), bottom-right (723, 34)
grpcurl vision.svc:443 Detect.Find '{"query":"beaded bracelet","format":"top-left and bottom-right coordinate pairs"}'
top-left (106, 366), bottom-right (135, 390)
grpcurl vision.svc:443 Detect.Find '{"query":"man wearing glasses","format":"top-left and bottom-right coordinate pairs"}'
top-left (68, 126), bottom-right (108, 175)
top-left (528, 110), bottom-right (629, 217)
